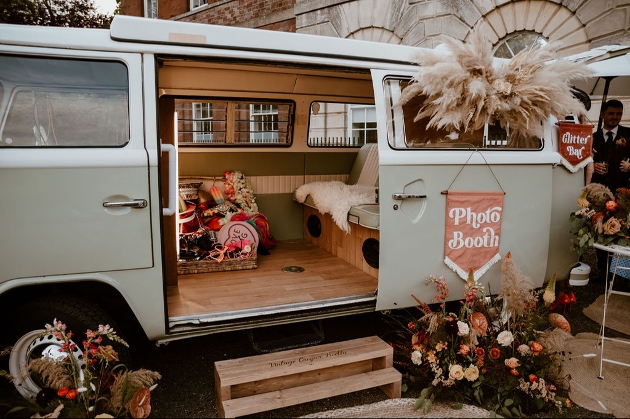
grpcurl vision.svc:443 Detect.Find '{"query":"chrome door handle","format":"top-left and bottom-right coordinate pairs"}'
top-left (103, 199), bottom-right (148, 208)
top-left (392, 193), bottom-right (427, 200)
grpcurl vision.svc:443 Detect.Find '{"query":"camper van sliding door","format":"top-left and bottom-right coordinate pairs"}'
top-left (371, 70), bottom-right (555, 310)
top-left (0, 49), bottom-right (153, 280)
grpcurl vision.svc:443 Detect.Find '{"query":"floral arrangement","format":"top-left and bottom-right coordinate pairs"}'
top-left (222, 170), bottom-right (258, 217)
top-left (569, 183), bottom-right (630, 254)
top-left (18, 319), bottom-right (161, 418)
top-left (386, 253), bottom-right (571, 417)
top-left (616, 137), bottom-right (627, 148)
top-left (397, 28), bottom-right (593, 140)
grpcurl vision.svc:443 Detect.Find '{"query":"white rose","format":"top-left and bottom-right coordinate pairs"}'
top-left (411, 350), bottom-right (423, 366)
top-left (457, 321), bottom-right (470, 336)
top-left (497, 330), bottom-right (514, 346)
top-left (449, 364), bottom-right (465, 381)
top-left (464, 365), bottom-right (480, 381)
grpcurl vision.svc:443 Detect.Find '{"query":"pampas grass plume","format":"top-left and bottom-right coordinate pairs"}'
top-left (398, 27), bottom-right (594, 139)
top-left (497, 251), bottom-right (535, 318)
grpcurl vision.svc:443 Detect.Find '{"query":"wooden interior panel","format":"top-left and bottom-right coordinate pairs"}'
top-left (158, 62), bottom-right (374, 98)
top-left (303, 206), bottom-right (379, 278)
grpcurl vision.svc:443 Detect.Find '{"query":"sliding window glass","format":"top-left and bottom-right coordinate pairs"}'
top-left (176, 99), bottom-right (293, 146)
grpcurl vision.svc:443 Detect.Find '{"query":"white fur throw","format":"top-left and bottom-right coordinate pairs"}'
top-left (295, 181), bottom-right (377, 233)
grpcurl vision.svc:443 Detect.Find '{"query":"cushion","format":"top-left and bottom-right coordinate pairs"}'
top-left (347, 143), bottom-right (378, 186)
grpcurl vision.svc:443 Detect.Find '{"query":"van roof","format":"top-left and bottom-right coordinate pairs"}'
top-left (109, 15), bottom-right (419, 65)
top-left (0, 16), bottom-right (424, 71)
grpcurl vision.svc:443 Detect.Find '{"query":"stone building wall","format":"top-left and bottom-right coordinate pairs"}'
top-left (294, 0), bottom-right (630, 57)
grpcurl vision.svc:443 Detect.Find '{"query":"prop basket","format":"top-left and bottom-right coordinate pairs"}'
top-left (177, 249), bottom-right (257, 275)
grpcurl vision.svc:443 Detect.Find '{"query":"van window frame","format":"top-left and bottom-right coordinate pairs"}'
top-left (0, 53), bottom-right (130, 149)
top-left (383, 76), bottom-right (544, 151)
top-left (175, 97), bottom-right (295, 147)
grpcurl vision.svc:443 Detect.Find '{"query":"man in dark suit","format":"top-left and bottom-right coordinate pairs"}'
top-left (587, 99), bottom-right (630, 281)
top-left (588, 99), bottom-right (630, 190)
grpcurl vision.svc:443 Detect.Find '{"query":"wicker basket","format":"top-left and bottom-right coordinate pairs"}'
top-left (177, 250), bottom-right (257, 275)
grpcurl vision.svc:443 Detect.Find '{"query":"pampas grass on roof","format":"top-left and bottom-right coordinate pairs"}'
top-left (398, 29), bottom-right (594, 139)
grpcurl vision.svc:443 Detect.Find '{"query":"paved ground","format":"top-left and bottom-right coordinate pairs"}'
top-left (134, 274), bottom-right (618, 418)
top-left (0, 265), bottom-right (622, 418)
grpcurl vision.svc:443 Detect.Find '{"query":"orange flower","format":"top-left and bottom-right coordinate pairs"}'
top-left (459, 344), bottom-right (471, 356)
top-left (529, 374), bottom-right (539, 383)
top-left (475, 347), bottom-right (485, 358)
top-left (530, 341), bottom-right (543, 355)
top-left (606, 200), bottom-right (619, 211)
top-left (66, 389), bottom-right (78, 400)
top-left (592, 212), bottom-right (604, 226)
top-left (57, 387), bottom-right (69, 397)
top-left (489, 347), bottom-right (501, 359)
top-left (510, 369), bottom-right (519, 377)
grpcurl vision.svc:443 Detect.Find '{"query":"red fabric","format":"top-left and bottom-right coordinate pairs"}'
top-left (248, 213), bottom-right (276, 249)
top-left (558, 122), bottom-right (593, 171)
top-left (444, 191), bottom-right (504, 281)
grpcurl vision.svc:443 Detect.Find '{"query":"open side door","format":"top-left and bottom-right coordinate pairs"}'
top-left (371, 69), bottom-right (563, 309)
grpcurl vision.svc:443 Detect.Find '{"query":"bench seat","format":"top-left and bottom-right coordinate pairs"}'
top-left (348, 204), bottom-right (380, 230)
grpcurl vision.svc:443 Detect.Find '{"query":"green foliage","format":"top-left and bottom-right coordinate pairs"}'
top-left (570, 184), bottom-right (630, 254)
top-left (0, 0), bottom-right (113, 28)
top-left (383, 269), bottom-right (570, 417)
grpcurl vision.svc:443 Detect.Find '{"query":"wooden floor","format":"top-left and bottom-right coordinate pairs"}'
top-left (166, 240), bottom-right (378, 318)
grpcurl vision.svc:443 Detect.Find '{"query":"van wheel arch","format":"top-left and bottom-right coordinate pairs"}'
top-left (7, 295), bottom-right (132, 401)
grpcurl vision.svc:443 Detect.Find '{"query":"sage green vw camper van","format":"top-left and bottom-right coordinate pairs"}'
top-left (0, 16), bottom-right (583, 399)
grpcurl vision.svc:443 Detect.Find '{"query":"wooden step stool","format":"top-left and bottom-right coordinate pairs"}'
top-left (214, 335), bottom-right (401, 418)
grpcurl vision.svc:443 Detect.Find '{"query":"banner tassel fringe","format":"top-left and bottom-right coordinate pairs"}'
top-left (560, 156), bottom-right (592, 173)
top-left (444, 253), bottom-right (502, 281)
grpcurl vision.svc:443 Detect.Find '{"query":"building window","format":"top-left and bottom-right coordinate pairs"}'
top-left (191, 0), bottom-right (208, 10)
top-left (348, 105), bottom-right (377, 146)
top-left (193, 102), bottom-right (213, 143)
top-left (249, 103), bottom-right (278, 143)
top-left (491, 32), bottom-right (548, 146)
top-left (145, 0), bottom-right (157, 18)
top-left (493, 32), bottom-right (548, 59)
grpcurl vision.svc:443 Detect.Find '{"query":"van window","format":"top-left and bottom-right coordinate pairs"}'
top-left (0, 55), bottom-right (129, 148)
top-left (176, 98), bottom-right (294, 146)
top-left (308, 101), bottom-right (377, 147)
top-left (383, 77), bottom-right (542, 150)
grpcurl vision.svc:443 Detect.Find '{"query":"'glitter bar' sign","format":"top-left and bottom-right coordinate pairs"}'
top-left (558, 122), bottom-right (593, 173)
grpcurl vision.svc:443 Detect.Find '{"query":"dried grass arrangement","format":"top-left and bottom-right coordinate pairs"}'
top-left (398, 29), bottom-right (594, 140)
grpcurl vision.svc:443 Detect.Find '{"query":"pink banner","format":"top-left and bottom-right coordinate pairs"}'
top-left (558, 122), bottom-right (593, 173)
top-left (444, 191), bottom-right (504, 281)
